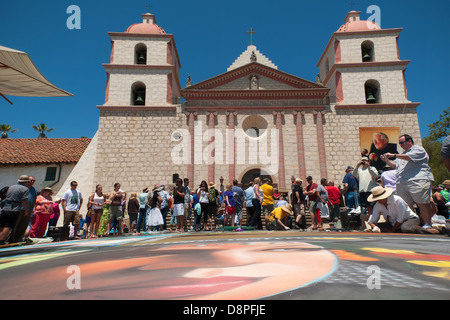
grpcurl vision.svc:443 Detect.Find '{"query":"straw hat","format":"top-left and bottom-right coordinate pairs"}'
top-left (153, 185), bottom-right (164, 192)
top-left (41, 187), bottom-right (53, 195)
top-left (442, 180), bottom-right (450, 186)
top-left (281, 204), bottom-right (294, 215)
top-left (209, 182), bottom-right (216, 188)
top-left (18, 175), bottom-right (30, 183)
top-left (367, 186), bottom-right (393, 202)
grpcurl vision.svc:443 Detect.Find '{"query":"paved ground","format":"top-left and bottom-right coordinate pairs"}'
top-left (0, 230), bottom-right (449, 301)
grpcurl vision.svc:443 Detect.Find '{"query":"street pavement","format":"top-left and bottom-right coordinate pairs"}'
top-left (0, 230), bottom-right (449, 302)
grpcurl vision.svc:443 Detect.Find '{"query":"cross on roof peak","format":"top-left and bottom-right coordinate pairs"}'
top-left (247, 27), bottom-right (256, 45)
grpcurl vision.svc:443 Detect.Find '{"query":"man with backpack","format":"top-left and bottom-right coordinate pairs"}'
top-left (208, 182), bottom-right (219, 224)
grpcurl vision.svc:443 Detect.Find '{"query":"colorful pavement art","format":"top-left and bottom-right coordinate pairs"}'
top-left (0, 233), bottom-right (449, 300)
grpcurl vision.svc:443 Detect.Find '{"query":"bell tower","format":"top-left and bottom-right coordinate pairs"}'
top-left (102, 12), bottom-right (181, 107)
top-left (317, 10), bottom-right (416, 108)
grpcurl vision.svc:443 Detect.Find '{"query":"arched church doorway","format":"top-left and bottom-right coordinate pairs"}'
top-left (240, 168), bottom-right (274, 188)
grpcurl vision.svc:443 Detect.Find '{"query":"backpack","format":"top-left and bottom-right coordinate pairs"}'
top-left (194, 203), bottom-right (202, 215)
top-left (209, 188), bottom-right (217, 204)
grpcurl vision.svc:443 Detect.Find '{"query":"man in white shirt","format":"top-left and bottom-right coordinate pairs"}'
top-left (62, 181), bottom-right (83, 239)
top-left (367, 186), bottom-right (422, 234)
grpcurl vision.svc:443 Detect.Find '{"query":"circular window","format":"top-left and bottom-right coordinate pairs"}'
top-left (242, 115), bottom-right (268, 138)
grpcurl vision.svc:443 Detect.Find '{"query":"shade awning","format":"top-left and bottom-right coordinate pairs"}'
top-left (0, 45), bottom-right (73, 99)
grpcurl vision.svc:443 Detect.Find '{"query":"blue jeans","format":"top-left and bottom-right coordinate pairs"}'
top-left (137, 208), bottom-right (147, 232)
top-left (160, 207), bottom-right (168, 229)
top-left (346, 191), bottom-right (358, 209)
top-left (193, 213), bottom-right (202, 230)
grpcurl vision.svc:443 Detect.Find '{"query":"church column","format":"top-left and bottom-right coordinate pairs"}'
top-left (207, 111), bottom-right (217, 183)
top-left (186, 111), bottom-right (196, 186)
top-left (295, 111), bottom-right (307, 181)
top-left (274, 111), bottom-right (286, 189)
top-left (227, 111), bottom-right (236, 183)
top-left (315, 110), bottom-right (328, 179)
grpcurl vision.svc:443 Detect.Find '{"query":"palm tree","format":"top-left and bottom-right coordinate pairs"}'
top-left (0, 124), bottom-right (18, 139)
top-left (32, 123), bottom-right (54, 138)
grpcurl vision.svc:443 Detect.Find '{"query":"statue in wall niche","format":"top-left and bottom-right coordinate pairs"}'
top-left (250, 75), bottom-right (258, 90)
top-left (250, 51), bottom-right (257, 62)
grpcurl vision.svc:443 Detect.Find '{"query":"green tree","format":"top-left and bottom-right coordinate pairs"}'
top-left (0, 124), bottom-right (18, 139)
top-left (426, 106), bottom-right (450, 141)
top-left (32, 123), bottom-right (54, 138)
top-left (423, 106), bottom-right (450, 184)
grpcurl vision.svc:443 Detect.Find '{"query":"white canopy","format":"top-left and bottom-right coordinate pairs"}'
top-left (0, 45), bottom-right (72, 103)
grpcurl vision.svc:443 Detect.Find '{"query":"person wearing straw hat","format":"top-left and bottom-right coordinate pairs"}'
top-left (29, 187), bottom-right (54, 238)
top-left (266, 204), bottom-right (294, 231)
top-left (367, 186), bottom-right (422, 233)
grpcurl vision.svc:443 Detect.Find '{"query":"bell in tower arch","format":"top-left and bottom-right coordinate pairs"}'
top-left (137, 52), bottom-right (146, 64)
top-left (362, 49), bottom-right (372, 62)
top-left (365, 90), bottom-right (377, 104)
top-left (133, 87), bottom-right (146, 105)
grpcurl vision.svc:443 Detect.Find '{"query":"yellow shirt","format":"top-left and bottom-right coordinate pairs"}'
top-left (268, 207), bottom-right (288, 221)
top-left (260, 184), bottom-right (274, 205)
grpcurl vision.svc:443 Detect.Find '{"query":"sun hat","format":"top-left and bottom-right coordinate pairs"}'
top-left (442, 180), bottom-right (450, 186)
top-left (281, 204), bottom-right (294, 215)
top-left (41, 187), bottom-right (53, 195)
top-left (367, 186), bottom-right (394, 202)
top-left (18, 175), bottom-right (30, 183)
top-left (209, 182), bottom-right (216, 188)
top-left (152, 185), bottom-right (164, 192)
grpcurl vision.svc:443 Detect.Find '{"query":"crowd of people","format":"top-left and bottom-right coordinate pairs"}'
top-left (1, 134), bottom-right (449, 244)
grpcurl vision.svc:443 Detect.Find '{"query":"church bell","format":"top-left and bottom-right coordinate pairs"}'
top-left (137, 53), bottom-right (146, 64)
top-left (365, 91), bottom-right (376, 104)
top-left (134, 92), bottom-right (145, 105)
top-left (362, 50), bottom-right (372, 62)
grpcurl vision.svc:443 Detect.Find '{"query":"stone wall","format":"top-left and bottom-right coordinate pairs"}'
top-left (93, 108), bottom-right (185, 195)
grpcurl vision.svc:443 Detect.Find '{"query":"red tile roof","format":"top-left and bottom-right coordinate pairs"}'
top-left (0, 138), bottom-right (91, 165)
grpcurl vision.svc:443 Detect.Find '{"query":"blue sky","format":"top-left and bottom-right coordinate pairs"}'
top-left (0, 0), bottom-right (449, 139)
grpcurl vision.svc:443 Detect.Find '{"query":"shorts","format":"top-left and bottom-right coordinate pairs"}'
top-left (225, 206), bottom-right (236, 215)
top-left (397, 179), bottom-right (432, 205)
top-left (0, 210), bottom-right (20, 229)
top-left (173, 203), bottom-right (184, 216)
top-left (235, 203), bottom-right (243, 219)
top-left (262, 204), bottom-right (274, 216)
top-left (64, 210), bottom-right (81, 226)
top-left (109, 205), bottom-right (123, 221)
top-left (308, 200), bottom-right (318, 214)
top-left (293, 203), bottom-right (305, 217)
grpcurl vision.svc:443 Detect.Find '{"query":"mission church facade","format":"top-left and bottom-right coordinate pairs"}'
top-left (57, 9), bottom-right (421, 202)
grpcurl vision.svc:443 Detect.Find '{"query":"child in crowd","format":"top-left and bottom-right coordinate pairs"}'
top-left (224, 184), bottom-right (236, 227)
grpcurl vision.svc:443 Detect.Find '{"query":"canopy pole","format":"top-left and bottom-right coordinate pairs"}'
top-left (0, 93), bottom-right (13, 105)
